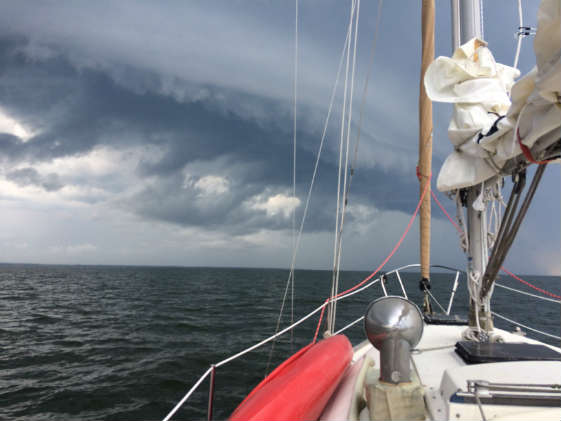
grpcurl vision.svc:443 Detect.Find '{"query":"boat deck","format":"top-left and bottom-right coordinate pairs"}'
top-left (321, 324), bottom-right (561, 420)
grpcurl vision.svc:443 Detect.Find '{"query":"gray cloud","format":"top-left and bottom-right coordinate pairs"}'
top-left (0, 34), bottom-right (422, 236)
top-left (6, 167), bottom-right (64, 192)
top-left (0, 1), bottom-right (557, 274)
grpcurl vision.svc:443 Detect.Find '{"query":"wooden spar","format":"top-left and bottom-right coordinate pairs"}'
top-left (418, 0), bottom-right (434, 284)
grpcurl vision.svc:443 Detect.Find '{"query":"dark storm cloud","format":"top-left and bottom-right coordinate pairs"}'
top-left (0, 1), bottom-right (556, 274)
top-left (0, 34), bottom-right (419, 235)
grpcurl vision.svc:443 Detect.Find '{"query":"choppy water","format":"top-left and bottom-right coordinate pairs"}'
top-left (1, 264), bottom-right (559, 420)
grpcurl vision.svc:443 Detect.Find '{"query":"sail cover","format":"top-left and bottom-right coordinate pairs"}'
top-left (425, 0), bottom-right (561, 192)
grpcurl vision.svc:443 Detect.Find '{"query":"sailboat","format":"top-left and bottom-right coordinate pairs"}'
top-left (164, 0), bottom-right (561, 420)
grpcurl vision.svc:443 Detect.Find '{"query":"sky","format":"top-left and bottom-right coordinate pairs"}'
top-left (0, 0), bottom-right (558, 275)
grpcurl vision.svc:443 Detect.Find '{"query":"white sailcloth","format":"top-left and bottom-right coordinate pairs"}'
top-left (425, 0), bottom-right (561, 192)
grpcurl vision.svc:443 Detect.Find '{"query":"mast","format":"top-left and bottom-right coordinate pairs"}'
top-left (453, 0), bottom-right (493, 332)
top-left (418, 0), bottom-right (434, 313)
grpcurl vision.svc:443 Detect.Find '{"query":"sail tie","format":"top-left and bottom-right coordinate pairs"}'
top-left (517, 128), bottom-right (556, 165)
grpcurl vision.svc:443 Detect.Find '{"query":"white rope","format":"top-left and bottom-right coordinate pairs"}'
top-left (338, 0), bottom-right (384, 257)
top-left (492, 311), bottom-right (561, 341)
top-left (426, 289), bottom-right (447, 314)
top-left (331, 0), bottom-right (361, 333)
top-left (162, 367), bottom-right (213, 421)
top-left (331, 0), bottom-right (355, 314)
top-left (168, 263), bottom-right (483, 418)
top-left (463, 270), bottom-right (483, 341)
top-left (220, 303), bottom-right (326, 368)
top-left (332, 0), bottom-right (361, 333)
top-left (329, 0), bottom-right (384, 333)
top-left (351, 0), bottom-right (383, 171)
top-left (474, 385), bottom-right (488, 421)
top-left (486, 181), bottom-right (503, 250)
top-left (266, 7), bottom-right (354, 369)
top-left (220, 276), bottom-right (381, 368)
top-left (334, 315), bottom-right (364, 335)
top-left (495, 282), bottom-right (561, 304)
top-left (455, 190), bottom-right (469, 253)
top-left (513, 0), bottom-right (523, 69)
top-left (330, 0), bottom-right (357, 333)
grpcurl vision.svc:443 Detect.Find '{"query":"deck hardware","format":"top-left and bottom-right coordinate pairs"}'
top-left (364, 296), bottom-right (423, 383)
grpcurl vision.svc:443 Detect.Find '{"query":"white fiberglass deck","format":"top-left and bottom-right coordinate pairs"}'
top-left (322, 324), bottom-right (561, 420)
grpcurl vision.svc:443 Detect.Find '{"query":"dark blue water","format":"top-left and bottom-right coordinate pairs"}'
top-left (1, 264), bottom-right (559, 420)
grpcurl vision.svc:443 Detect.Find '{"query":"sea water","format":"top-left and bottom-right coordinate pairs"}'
top-left (1, 264), bottom-right (559, 420)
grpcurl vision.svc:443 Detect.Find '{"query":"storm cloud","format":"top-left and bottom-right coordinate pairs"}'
top-left (0, 1), bottom-right (558, 274)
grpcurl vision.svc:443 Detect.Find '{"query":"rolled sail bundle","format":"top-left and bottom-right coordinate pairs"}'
top-left (424, 0), bottom-right (561, 192)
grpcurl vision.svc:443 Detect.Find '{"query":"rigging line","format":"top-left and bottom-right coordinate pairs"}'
top-left (333, 0), bottom-right (361, 333)
top-left (290, 0), bottom-right (299, 354)
top-left (330, 0), bottom-right (356, 334)
top-left (426, 289), bottom-right (447, 314)
top-left (334, 315), bottom-right (365, 335)
top-left (220, 275), bottom-right (382, 369)
top-left (331, 0), bottom-right (379, 332)
top-left (481, 165), bottom-right (546, 299)
top-left (431, 189), bottom-right (561, 300)
top-left (491, 311), bottom-right (561, 341)
top-left (264, 11), bottom-right (354, 374)
top-left (495, 282), bottom-right (561, 304)
top-left (431, 190), bottom-right (462, 233)
top-left (350, 0), bottom-right (383, 175)
top-left (474, 385), bottom-right (488, 421)
top-left (338, 0), bottom-right (384, 261)
top-left (500, 267), bottom-right (561, 300)
top-left (166, 275), bottom-right (384, 420)
top-left (314, 172), bottom-right (432, 343)
top-left (162, 367), bottom-right (213, 421)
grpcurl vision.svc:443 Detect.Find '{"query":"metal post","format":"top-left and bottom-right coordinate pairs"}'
top-left (380, 273), bottom-right (388, 297)
top-left (207, 365), bottom-right (216, 421)
top-left (395, 270), bottom-right (408, 299)
top-left (446, 271), bottom-right (460, 315)
top-left (454, 0), bottom-right (493, 331)
top-left (459, 0), bottom-right (482, 46)
top-left (466, 186), bottom-right (492, 330)
top-left (450, 0), bottom-right (460, 50)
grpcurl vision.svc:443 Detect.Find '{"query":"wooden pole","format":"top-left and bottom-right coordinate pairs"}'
top-left (419, 0), bottom-right (434, 284)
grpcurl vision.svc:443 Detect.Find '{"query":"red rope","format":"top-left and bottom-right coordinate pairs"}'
top-left (517, 128), bottom-right (554, 165)
top-left (431, 190), bottom-right (462, 233)
top-left (500, 267), bottom-right (561, 300)
top-left (430, 190), bottom-right (561, 300)
top-left (312, 173), bottom-right (432, 343)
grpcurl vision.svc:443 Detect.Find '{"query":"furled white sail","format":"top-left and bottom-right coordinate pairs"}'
top-left (425, 0), bottom-right (561, 192)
